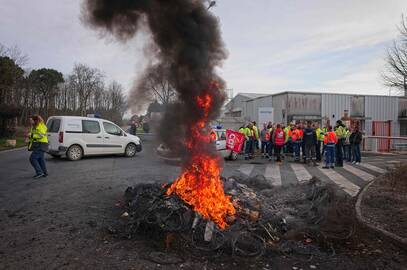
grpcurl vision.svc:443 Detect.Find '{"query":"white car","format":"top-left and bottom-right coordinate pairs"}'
top-left (156, 129), bottom-right (238, 160)
top-left (46, 116), bottom-right (142, 161)
top-left (211, 129), bottom-right (238, 160)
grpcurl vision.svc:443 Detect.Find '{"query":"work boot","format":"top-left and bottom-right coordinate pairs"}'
top-left (33, 174), bottom-right (45, 179)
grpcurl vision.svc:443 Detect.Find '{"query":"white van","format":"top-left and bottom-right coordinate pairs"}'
top-left (46, 116), bottom-right (142, 161)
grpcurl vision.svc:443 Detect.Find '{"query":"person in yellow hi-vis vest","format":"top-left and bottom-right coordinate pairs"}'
top-left (252, 121), bottom-right (259, 153)
top-left (315, 122), bottom-right (325, 162)
top-left (28, 115), bottom-right (49, 178)
top-left (334, 120), bottom-right (347, 167)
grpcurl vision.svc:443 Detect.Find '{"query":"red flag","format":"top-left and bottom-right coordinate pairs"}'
top-left (226, 129), bottom-right (245, 153)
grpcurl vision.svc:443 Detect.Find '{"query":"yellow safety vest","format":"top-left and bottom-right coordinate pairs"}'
top-left (239, 128), bottom-right (249, 140)
top-left (335, 126), bottom-right (346, 139)
top-left (316, 128), bottom-right (325, 141)
top-left (29, 122), bottom-right (48, 147)
top-left (244, 127), bottom-right (252, 138)
top-left (252, 125), bottom-right (259, 140)
top-left (283, 127), bottom-right (290, 143)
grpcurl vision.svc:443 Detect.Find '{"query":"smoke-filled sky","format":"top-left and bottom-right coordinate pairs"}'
top-left (1, 0), bottom-right (407, 96)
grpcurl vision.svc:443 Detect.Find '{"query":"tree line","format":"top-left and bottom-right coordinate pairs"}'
top-left (0, 44), bottom-right (127, 137)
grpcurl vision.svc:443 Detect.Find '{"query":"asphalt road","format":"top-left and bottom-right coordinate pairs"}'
top-left (0, 136), bottom-right (406, 269)
top-left (0, 135), bottom-right (182, 269)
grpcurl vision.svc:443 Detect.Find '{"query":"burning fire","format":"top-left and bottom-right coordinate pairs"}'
top-left (166, 86), bottom-right (236, 230)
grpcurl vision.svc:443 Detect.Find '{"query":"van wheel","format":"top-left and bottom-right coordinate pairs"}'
top-left (125, 143), bottom-right (136, 157)
top-left (67, 145), bottom-right (83, 161)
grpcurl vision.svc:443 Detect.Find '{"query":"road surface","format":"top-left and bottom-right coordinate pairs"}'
top-left (0, 136), bottom-right (406, 269)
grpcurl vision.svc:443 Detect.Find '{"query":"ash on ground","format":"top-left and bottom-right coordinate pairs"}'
top-left (113, 176), bottom-right (355, 259)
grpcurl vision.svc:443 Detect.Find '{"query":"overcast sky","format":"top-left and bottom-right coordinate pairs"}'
top-left (1, 0), bottom-right (407, 97)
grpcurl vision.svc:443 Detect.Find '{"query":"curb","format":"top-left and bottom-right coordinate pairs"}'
top-left (360, 151), bottom-right (400, 156)
top-left (0, 146), bottom-right (26, 154)
top-left (355, 178), bottom-right (407, 250)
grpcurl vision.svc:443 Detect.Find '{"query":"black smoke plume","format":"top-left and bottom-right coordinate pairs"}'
top-left (82, 0), bottom-right (227, 158)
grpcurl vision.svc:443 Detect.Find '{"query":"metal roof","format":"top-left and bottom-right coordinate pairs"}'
top-left (237, 93), bottom-right (268, 99)
top-left (242, 90), bottom-right (405, 101)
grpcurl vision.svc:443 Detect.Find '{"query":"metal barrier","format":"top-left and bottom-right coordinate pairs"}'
top-left (363, 136), bottom-right (407, 153)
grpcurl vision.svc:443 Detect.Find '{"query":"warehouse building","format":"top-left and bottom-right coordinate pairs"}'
top-left (222, 91), bottom-right (407, 138)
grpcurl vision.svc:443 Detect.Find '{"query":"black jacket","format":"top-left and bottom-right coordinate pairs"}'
top-left (303, 127), bottom-right (317, 145)
top-left (353, 131), bottom-right (362, 145)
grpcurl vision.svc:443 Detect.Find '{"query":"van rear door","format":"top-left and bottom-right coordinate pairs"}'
top-left (46, 117), bottom-right (62, 153)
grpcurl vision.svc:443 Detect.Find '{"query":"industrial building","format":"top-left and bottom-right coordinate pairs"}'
top-left (221, 91), bottom-right (407, 139)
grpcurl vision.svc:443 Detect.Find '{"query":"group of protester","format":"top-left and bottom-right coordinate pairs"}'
top-left (238, 119), bottom-right (363, 169)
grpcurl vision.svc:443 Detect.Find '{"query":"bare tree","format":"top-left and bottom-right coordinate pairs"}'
top-left (137, 64), bottom-right (176, 105)
top-left (69, 63), bottom-right (104, 116)
top-left (107, 81), bottom-right (127, 123)
top-left (382, 15), bottom-right (407, 96)
top-left (0, 43), bottom-right (29, 67)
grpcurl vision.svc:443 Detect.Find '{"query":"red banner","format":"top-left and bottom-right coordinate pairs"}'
top-left (226, 129), bottom-right (245, 153)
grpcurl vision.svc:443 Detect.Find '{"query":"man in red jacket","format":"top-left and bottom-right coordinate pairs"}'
top-left (272, 124), bottom-right (286, 163)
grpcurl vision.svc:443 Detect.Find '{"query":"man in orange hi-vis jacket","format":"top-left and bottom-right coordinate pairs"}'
top-left (322, 126), bottom-right (338, 169)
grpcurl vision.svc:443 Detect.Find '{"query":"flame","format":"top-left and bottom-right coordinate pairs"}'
top-left (166, 86), bottom-right (235, 230)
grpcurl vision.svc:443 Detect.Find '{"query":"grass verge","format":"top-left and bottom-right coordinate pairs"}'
top-left (0, 137), bottom-right (26, 151)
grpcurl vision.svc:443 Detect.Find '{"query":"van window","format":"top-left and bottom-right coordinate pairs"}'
top-left (82, 120), bottom-right (100, 134)
top-left (103, 122), bottom-right (122, 136)
top-left (47, 119), bottom-right (61, 133)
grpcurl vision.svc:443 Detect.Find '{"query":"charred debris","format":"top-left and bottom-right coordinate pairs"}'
top-left (113, 177), bottom-right (355, 258)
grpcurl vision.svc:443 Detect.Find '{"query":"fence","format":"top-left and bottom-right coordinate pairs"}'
top-left (363, 136), bottom-right (407, 153)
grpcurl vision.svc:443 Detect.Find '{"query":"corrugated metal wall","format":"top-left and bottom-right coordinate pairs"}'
top-left (228, 92), bottom-right (401, 136)
top-left (287, 93), bottom-right (321, 116)
top-left (244, 96), bottom-right (273, 123)
top-left (364, 96), bottom-right (399, 136)
top-left (272, 94), bottom-right (287, 124)
top-left (321, 94), bottom-right (351, 125)
top-left (244, 100), bottom-right (255, 122)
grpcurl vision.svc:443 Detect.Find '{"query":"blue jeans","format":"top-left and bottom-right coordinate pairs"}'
top-left (245, 139), bottom-right (253, 158)
top-left (268, 142), bottom-right (274, 158)
top-left (335, 139), bottom-right (344, 166)
top-left (343, 144), bottom-right (351, 161)
top-left (293, 141), bottom-right (301, 160)
top-left (261, 141), bottom-right (269, 156)
top-left (30, 149), bottom-right (47, 175)
top-left (353, 144), bottom-right (361, 162)
top-left (325, 144), bottom-right (335, 167)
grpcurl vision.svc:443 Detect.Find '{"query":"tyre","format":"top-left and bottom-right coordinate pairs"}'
top-left (67, 145), bottom-right (83, 161)
top-left (125, 143), bottom-right (137, 157)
